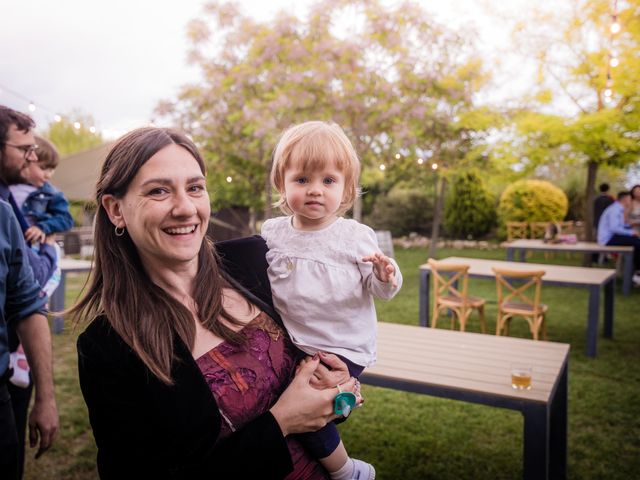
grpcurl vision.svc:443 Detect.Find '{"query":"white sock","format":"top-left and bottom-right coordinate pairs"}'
top-left (329, 458), bottom-right (376, 480)
top-left (329, 458), bottom-right (354, 480)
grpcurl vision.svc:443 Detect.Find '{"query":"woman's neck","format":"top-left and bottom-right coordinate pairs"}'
top-left (145, 261), bottom-right (198, 304)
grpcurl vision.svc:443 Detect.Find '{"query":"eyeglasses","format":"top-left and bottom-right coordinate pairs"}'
top-left (5, 142), bottom-right (39, 161)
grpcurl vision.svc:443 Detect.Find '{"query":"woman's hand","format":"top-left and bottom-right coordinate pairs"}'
top-left (270, 355), bottom-right (357, 436)
top-left (297, 352), bottom-right (351, 390)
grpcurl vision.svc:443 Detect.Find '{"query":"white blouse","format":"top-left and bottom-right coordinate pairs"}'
top-left (261, 216), bottom-right (402, 367)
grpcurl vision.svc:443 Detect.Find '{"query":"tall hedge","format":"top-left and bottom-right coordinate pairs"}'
top-left (365, 187), bottom-right (433, 236)
top-left (498, 179), bottom-right (568, 224)
top-left (444, 171), bottom-right (496, 239)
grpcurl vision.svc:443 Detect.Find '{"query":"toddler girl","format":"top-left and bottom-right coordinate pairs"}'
top-left (262, 121), bottom-right (402, 480)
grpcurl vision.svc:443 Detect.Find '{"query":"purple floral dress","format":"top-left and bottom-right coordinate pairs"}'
top-left (196, 312), bottom-right (329, 480)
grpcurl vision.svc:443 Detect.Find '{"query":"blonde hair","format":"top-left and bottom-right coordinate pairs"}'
top-left (271, 121), bottom-right (361, 216)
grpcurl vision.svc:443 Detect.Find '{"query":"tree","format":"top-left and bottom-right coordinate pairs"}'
top-left (444, 170), bottom-right (496, 239)
top-left (509, 0), bottom-right (640, 241)
top-left (41, 113), bottom-right (103, 156)
top-left (157, 0), bottom-right (491, 234)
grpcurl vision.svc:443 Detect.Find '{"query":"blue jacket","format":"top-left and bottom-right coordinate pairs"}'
top-left (22, 182), bottom-right (74, 235)
top-left (0, 182), bottom-right (57, 286)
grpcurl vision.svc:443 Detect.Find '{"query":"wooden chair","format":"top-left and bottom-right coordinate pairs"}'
top-left (506, 221), bottom-right (528, 241)
top-left (492, 268), bottom-right (548, 340)
top-left (529, 221), bottom-right (550, 240)
top-left (428, 259), bottom-right (486, 333)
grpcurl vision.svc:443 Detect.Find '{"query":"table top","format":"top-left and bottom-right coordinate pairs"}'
top-left (420, 256), bottom-right (616, 286)
top-left (58, 257), bottom-right (93, 271)
top-left (504, 239), bottom-right (633, 253)
top-left (366, 322), bottom-right (569, 404)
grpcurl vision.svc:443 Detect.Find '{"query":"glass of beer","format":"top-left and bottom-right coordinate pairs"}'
top-left (511, 364), bottom-right (532, 390)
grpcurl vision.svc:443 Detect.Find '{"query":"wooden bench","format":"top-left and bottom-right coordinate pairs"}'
top-left (362, 322), bottom-right (569, 480)
top-left (503, 239), bottom-right (634, 295)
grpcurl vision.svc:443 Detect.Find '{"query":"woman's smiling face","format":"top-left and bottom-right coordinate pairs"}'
top-left (107, 143), bottom-right (210, 272)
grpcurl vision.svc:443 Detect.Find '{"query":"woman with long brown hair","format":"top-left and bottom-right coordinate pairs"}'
top-left (72, 127), bottom-right (358, 479)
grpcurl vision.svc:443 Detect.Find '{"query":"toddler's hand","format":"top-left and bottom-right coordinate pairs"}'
top-left (362, 252), bottom-right (397, 287)
top-left (25, 226), bottom-right (46, 244)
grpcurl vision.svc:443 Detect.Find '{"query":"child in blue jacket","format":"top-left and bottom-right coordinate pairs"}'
top-left (9, 135), bottom-right (74, 245)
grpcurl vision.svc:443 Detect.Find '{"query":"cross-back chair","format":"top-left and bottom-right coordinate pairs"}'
top-left (506, 221), bottom-right (528, 241)
top-left (428, 259), bottom-right (486, 333)
top-left (492, 268), bottom-right (547, 340)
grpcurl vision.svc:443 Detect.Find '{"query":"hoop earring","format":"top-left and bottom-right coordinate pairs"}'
top-left (114, 226), bottom-right (125, 237)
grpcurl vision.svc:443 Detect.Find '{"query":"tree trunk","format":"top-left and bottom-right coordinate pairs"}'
top-left (353, 196), bottom-right (362, 222)
top-left (582, 160), bottom-right (598, 266)
top-left (427, 175), bottom-right (447, 259)
top-left (249, 209), bottom-right (257, 235)
top-left (584, 160), bottom-right (598, 241)
top-left (264, 152), bottom-right (273, 222)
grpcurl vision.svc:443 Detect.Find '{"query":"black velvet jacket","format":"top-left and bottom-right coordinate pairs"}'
top-left (77, 236), bottom-right (293, 479)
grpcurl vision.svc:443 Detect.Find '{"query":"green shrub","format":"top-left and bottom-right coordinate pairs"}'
top-left (444, 171), bottom-right (496, 239)
top-left (365, 187), bottom-right (433, 236)
top-left (498, 179), bottom-right (568, 225)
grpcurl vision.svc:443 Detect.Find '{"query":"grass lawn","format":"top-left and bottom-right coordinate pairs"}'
top-left (24, 247), bottom-right (640, 479)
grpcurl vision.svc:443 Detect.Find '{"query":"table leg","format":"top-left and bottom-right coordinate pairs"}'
top-left (419, 269), bottom-right (430, 327)
top-left (549, 360), bottom-right (568, 479)
top-left (50, 272), bottom-right (66, 334)
top-left (604, 279), bottom-right (614, 339)
top-left (586, 285), bottom-right (600, 358)
top-left (622, 252), bottom-right (632, 296)
top-left (507, 248), bottom-right (514, 261)
top-left (523, 403), bottom-right (550, 480)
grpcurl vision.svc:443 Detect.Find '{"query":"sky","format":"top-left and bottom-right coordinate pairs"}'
top-left (1, 0), bottom-right (541, 138)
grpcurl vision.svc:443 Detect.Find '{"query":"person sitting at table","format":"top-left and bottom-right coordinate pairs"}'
top-left (597, 191), bottom-right (640, 286)
top-left (70, 127), bottom-right (361, 479)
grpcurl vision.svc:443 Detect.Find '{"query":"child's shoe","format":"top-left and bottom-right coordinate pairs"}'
top-left (9, 344), bottom-right (31, 388)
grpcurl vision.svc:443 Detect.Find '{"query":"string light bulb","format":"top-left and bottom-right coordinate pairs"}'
top-left (89, 126), bottom-right (96, 134)
top-left (431, 163), bottom-right (438, 170)
top-left (73, 121), bottom-right (81, 130)
top-left (604, 88), bottom-right (612, 97)
top-left (28, 102), bottom-right (36, 112)
top-left (54, 114), bottom-right (62, 122)
top-left (610, 56), bottom-right (619, 67)
top-left (610, 16), bottom-right (620, 34)
top-left (417, 158), bottom-right (424, 165)
top-left (379, 164), bottom-right (386, 171)
top-left (394, 153), bottom-right (401, 159)
top-left (226, 176), bottom-right (233, 183)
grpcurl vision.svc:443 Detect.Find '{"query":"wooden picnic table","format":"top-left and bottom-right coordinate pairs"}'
top-left (362, 322), bottom-right (569, 480)
top-left (419, 257), bottom-right (617, 358)
top-left (503, 239), bottom-right (634, 295)
top-left (49, 258), bottom-right (93, 333)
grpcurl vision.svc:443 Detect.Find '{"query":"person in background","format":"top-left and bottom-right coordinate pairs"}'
top-left (597, 191), bottom-right (640, 286)
top-left (72, 127), bottom-right (360, 479)
top-left (9, 135), bottom-right (73, 247)
top-left (593, 183), bottom-right (614, 237)
top-left (262, 121), bottom-right (403, 480)
top-left (0, 105), bottom-right (59, 480)
top-left (7, 136), bottom-right (71, 478)
top-left (628, 184), bottom-right (640, 234)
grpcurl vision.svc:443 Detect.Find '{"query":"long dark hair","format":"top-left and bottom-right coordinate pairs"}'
top-left (69, 127), bottom-right (245, 385)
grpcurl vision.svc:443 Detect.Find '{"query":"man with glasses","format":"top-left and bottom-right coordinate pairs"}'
top-left (0, 105), bottom-right (59, 479)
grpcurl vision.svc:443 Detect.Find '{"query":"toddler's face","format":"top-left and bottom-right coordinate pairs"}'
top-left (21, 162), bottom-right (53, 188)
top-left (282, 159), bottom-right (346, 229)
